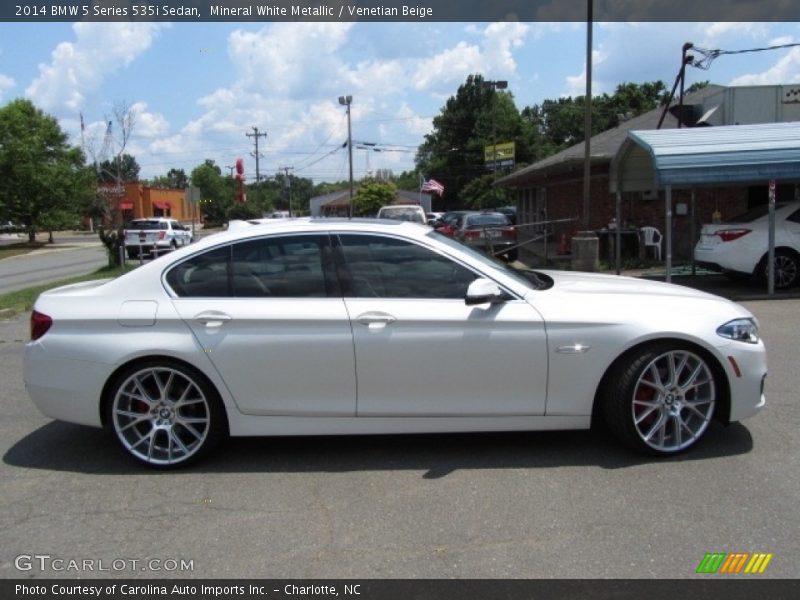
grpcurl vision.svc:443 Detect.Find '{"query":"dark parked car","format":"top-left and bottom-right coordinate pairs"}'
top-left (455, 212), bottom-right (518, 261)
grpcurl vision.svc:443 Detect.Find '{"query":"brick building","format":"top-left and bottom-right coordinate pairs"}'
top-left (97, 182), bottom-right (199, 225)
top-left (497, 84), bottom-right (800, 262)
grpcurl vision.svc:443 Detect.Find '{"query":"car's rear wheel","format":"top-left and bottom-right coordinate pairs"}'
top-left (755, 250), bottom-right (799, 289)
top-left (106, 361), bottom-right (226, 468)
top-left (603, 345), bottom-right (717, 455)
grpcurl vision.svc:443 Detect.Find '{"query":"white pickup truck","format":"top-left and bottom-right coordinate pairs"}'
top-left (124, 218), bottom-right (193, 259)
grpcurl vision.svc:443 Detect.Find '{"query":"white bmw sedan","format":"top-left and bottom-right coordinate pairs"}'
top-left (24, 219), bottom-right (767, 467)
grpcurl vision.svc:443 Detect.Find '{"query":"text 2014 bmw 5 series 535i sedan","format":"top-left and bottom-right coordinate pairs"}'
top-left (24, 219), bottom-right (767, 468)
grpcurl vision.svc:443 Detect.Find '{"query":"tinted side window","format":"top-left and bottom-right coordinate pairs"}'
top-left (337, 235), bottom-right (477, 299)
top-left (231, 235), bottom-right (331, 298)
top-left (166, 245), bottom-right (231, 297)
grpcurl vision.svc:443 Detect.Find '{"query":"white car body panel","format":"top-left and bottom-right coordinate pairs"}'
top-left (24, 220), bottom-right (766, 448)
top-left (344, 297), bottom-right (547, 417)
top-left (694, 202), bottom-right (800, 275)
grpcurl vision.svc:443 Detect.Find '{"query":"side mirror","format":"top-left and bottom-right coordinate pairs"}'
top-left (465, 278), bottom-right (504, 306)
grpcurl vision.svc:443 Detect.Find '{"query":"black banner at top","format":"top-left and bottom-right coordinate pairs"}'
top-left (3, 0), bottom-right (800, 23)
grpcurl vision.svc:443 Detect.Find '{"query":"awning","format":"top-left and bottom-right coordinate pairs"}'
top-left (611, 121), bottom-right (800, 192)
top-left (119, 202), bottom-right (134, 210)
top-left (152, 201), bottom-right (170, 210)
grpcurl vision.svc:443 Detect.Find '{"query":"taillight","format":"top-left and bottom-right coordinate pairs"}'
top-left (716, 229), bottom-right (751, 242)
top-left (30, 310), bottom-right (53, 341)
top-left (158, 231), bottom-right (166, 240)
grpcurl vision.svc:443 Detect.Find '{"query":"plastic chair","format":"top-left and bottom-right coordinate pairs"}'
top-left (640, 226), bottom-right (663, 261)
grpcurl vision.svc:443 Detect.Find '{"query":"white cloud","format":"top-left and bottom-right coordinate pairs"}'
top-left (0, 73), bottom-right (14, 100)
top-left (137, 21), bottom-right (535, 180)
top-left (564, 49), bottom-right (605, 97)
top-left (730, 47), bottom-right (800, 85)
top-left (25, 22), bottom-right (167, 111)
top-left (698, 23), bottom-right (770, 48)
top-left (131, 102), bottom-right (169, 138)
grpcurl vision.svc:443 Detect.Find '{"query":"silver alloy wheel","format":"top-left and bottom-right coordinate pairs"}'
top-left (111, 367), bottom-right (211, 466)
top-left (630, 350), bottom-right (716, 452)
top-left (774, 253), bottom-right (798, 289)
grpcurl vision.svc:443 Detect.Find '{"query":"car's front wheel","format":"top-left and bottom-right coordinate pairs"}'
top-left (106, 361), bottom-right (226, 468)
top-left (603, 345), bottom-right (717, 455)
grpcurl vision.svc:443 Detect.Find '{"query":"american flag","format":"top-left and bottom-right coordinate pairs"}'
top-left (421, 177), bottom-right (445, 196)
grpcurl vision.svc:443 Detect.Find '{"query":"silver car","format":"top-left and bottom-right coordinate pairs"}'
top-left (25, 219), bottom-right (766, 467)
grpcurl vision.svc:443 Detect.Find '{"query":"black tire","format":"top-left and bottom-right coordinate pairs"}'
top-left (126, 248), bottom-right (138, 260)
top-left (756, 250), bottom-right (799, 290)
top-left (505, 248), bottom-right (519, 262)
top-left (602, 344), bottom-right (717, 455)
top-left (104, 359), bottom-right (227, 469)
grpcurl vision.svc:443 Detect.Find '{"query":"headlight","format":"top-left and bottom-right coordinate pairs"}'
top-left (717, 318), bottom-right (760, 344)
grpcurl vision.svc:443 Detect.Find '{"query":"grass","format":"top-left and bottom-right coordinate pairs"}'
top-left (0, 241), bottom-right (48, 260)
top-left (0, 264), bottom-right (129, 319)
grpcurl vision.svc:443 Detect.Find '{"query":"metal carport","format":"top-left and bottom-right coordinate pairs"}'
top-left (609, 122), bottom-right (800, 292)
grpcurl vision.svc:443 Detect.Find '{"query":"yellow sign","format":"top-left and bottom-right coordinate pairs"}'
top-left (485, 142), bottom-right (516, 166)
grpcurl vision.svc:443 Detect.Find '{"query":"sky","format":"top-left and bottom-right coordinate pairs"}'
top-left (1, 20), bottom-right (800, 184)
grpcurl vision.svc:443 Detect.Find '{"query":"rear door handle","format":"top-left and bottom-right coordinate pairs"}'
top-left (355, 312), bottom-right (397, 330)
top-left (193, 311), bottom-right (232, 328)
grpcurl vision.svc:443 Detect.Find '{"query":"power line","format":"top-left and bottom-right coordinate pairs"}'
top-left (690, 42), bottom-right (800, 70)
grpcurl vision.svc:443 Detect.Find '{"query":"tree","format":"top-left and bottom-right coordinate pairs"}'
top-left (97, 153), bottom-right (140, 182)
top-left (416, 74), bottom-right (526, 208)
top-left (521, 81), bottom-right (669, 154)
top-left (353, 180), bottom-right (396, 216)
top-left (0, 99), bottom-right (94, 242)
top-left (148, 168), bottom-right (188, 189)
top-left (83, 101), bottom-right (138, 265)
top-left (191, 160), bottom-right (233, 226)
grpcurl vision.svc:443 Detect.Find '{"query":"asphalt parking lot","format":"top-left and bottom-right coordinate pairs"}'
top-left (0, 297), bottom-right (798, 580)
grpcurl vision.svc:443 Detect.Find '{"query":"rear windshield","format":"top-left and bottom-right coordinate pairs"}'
top-left (465, 214), bottom-right (509, 227)
top-left (379, 207), bottom-right (425, 223)
top-left (126, 220), bottom-right (168, 230)
top-left (725, 204), bottom-right (789, 223)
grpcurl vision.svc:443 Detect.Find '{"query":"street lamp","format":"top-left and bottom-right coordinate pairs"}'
top-left (483, 80), bottom-right (508, 206)
top-left (338, 95), bottom-right (354, 218)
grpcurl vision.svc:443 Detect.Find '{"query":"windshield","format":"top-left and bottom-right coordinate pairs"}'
top-left (379, 207), bottom-right (425, 223)
top-left (465, 214), bottom-right (510, 228)
top-left (427, 230), bottom-right (547, 290)
top-left (126, 220), bottom-right (167, 230)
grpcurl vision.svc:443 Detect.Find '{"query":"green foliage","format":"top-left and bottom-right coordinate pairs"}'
top-left (416, 74), bottom-right (531, 208)
top-left (226, 202), bottom-right (261, 221)
top-left (0, 98), bottom-right (94, 241)
top-left (148, 168), bottom-right (188, 189)
top-left (191, 160), bottom-right (233, 226)
top-left (460, 174), bottom-right (508, 210)
top-left (353, 180), bottom-right (396, 216)
top-left (522, 81), bottom-right (668, 152)
top-left (96, 153), bottom-right (140, 182)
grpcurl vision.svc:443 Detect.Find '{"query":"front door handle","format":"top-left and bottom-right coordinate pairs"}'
top-left (193, 311), bottom-right (232, 328)
top-left (355, 312), bottom-right (397, 330)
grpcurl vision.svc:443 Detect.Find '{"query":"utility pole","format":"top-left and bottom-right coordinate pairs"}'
top-left (246, 126), bottom-right (267, 204)
top-left (278, 166), bottom-right (294, 216)
top-left (338, 95), bottom-right (354, 218)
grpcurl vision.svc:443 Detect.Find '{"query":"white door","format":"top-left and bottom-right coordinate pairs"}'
top-left (167, 235), bottom-right (357, 416)
top-left (336, 234), bottom-right (548, 417)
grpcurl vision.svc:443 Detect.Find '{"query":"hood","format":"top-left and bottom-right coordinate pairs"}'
top-left (527, 270), bottom-right (751, 329)
top-left (539, 270), bottom-right (722, 301)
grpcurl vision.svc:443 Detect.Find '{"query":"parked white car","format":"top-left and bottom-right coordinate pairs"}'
top-left (124, 218), bottom-right (193, 259)
top-left (25, 219), bottom-right (766, 467)
top-left (377, 204), bottom-right (427, 224)
top-left (694, 202), bottom-right (800, 289)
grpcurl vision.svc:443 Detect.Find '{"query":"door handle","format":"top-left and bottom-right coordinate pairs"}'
top-left (356, 312), bottom-right (397, 330)
top-left (193, 311), bottom-right (232, 328)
